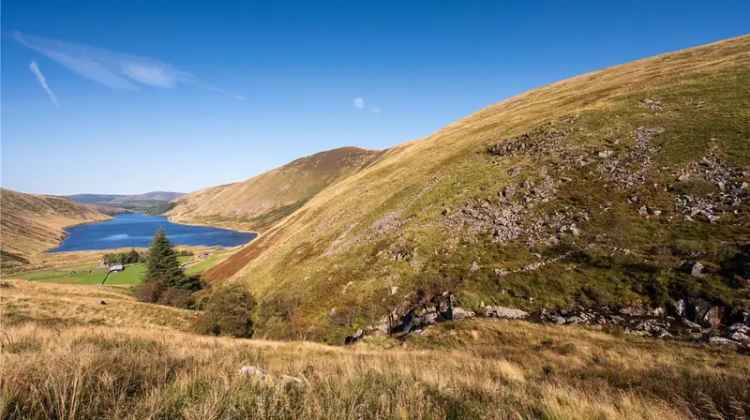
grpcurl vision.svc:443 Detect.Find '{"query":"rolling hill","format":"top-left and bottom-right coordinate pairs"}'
top-left (0, 188), bottom-right (110, 271)
top-left (67, 191), bottom-right (184, 214)
top-left (196, 35), bottom-right (750, 342)
top-left (167, 147), bottom-right (381, 231)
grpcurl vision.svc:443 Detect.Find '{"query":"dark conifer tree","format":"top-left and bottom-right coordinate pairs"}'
top-left (145, 229), bottom-right (184, 288)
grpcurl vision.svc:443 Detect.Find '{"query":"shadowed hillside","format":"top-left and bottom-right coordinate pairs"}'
top-left (0, 189), bottom-right (110, 272)
top-left (167, 147), bottom-right (381, 232)
top-left (201, 36), bottom-right (750, 342)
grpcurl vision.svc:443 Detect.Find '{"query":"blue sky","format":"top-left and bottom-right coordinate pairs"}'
top-left (2, 1), bottom-right (749, 195)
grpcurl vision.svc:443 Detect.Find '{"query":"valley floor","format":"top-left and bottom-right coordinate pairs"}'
top-left (1, 279), bottom-right (748, 419)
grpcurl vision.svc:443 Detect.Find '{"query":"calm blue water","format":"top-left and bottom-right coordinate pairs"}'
top-left (51, 213), bottom-right (256, 252)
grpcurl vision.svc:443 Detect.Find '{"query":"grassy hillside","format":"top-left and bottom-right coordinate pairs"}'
top-left (0, 189), bottom-right (110, 272)
top-left (2, 278), bottom-right (748, 419)
top-left (201, 36), bottom-right (750, 342)
top-left (67, 191), bottom-right (184, 215)
top-left (167, 147), bottom-right (381, 232)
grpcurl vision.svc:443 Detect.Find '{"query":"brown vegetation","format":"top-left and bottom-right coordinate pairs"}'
top-left (0, 189), bottom-right (110, 272)
top-left (167, 147), bottom-right (381, 232)
top-left (196, 35), bottom-right (750, 341)
top-left (2, 314), bottom-right (748, 419)
top-left (0, 279), bottom-right (196, 331)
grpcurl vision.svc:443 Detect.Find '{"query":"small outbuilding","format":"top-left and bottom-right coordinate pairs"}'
top-left (108, 264), bottom-right (125, 273)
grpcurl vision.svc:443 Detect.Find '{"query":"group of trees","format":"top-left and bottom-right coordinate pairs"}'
top-left (103, 249), bottom-right (144, 266)
top-left (135, 229), bottom-right (256, 338)
top-left (105, 248), bottom-right (192, 267)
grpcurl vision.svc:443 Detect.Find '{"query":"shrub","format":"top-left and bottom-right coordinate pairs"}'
top-left (195, 284), bottom-right (256, 338)
top-left (103, 249), bottom-right (145, 265)
top-left (134, 281), bottom-right (164, 303)
top-left (159, 287), bottom-right (195, 309)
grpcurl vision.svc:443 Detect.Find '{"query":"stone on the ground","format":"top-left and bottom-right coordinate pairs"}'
top-left (708, 336), bottom-right (739, 347)
top-left (482, 306), bottom-right (529, 319)
top-left (691, 261), bottom-right (706, 278)
top-left (239, 366), bottom-right (267, 378)
top-left (452, 307), bottom-right (476, 320)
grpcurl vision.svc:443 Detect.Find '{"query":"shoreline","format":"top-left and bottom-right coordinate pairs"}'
top-left (46, 212), bottom-right (258, 255)
top-left (164, 214), bottom-right (261, 237)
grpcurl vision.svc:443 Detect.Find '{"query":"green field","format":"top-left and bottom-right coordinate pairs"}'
top-left (18, 263), bottom-right (147, 286)
top-left (17, 254), bottom-right (231, 286)
top-left (184, 250), bottom-right (234, 276)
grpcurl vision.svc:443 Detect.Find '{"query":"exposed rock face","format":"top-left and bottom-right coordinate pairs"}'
top-left (672, 151), bottom-right (749, 222)
top-left (709, 337), bottom-right (740, 347)
top-left (702, 306), bottom-right (723, 329)
top-left (344, 291), bottom-right (529, 344)
top-left (344, 288), bottom-right (749, 351)
top-left (447, 175), bottom-right (586, 246)
top-left (486, 120), bottom-right (574, 158)
top-left (344, 329), bottom-right (364, 345)
top-left (452, 307), bottom-right (476, 321)
top-left (538, 299), bottom-right (749, 349)
top-left (597, 127), bottom-right (664, 189)
top-left (481, 306), bottom-right (529, 319)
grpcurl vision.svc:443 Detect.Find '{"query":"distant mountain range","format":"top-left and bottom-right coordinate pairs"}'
top-left (67, 191), bottom-right (184, 215)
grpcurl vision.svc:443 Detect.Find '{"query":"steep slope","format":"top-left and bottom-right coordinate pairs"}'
top-left (0, 188), bottom-right (110, 271)
top-left (207, 36), bottom-right (750, 342)
top-left (168, 147), bottom-right (381, 231)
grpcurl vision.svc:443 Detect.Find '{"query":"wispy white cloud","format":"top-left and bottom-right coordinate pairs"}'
top-left (353, 97), bottom-right (381, 113)
top-left (29, 61), bottom-right (59, 107)
top-left (14, 31), bottom-right (243, 100)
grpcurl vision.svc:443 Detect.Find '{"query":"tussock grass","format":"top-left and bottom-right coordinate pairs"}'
top-left (0, 280), bottom-right (196, 331)
top-left (2, 322), bottom-right (748, 419)
top-left (2, 281), bottom-right (748, 419)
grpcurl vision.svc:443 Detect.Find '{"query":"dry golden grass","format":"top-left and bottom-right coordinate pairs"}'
top-left (2, 280), bottom-right (749, 419)
top-left (0, 279), bottom-right (196, 332)
top-left (192, 35), bottom-right (750, 340)
top-left (1, 189), bottom-right (110, 271)
top-left (168, 147), bottom-right (380, 232)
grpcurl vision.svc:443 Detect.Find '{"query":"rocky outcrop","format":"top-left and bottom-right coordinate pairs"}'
top-left (481, 306), bottom-right (529, 319)
top-left (671, 151), bottom-right (749, 223)
top-left (345, 290), bottom-right (750, 351)
top-left (537, 299), bottom-right (749, 350)
top-left (344, 291), bottom-right (532, 344)
top-left (486, 118), bottom-right (575, 158)
top-left (596, 126), bottom-right (664, 189)
top-left (447, 175), bottom-right (587, 246)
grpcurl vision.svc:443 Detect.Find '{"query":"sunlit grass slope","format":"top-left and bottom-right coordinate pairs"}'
top-left (204, 35), bottom-right (750, 341)
top-left (0, 189), bottom-right (110, 272)
top-left (1, 279), bottom-right (748, 419)
top-left (167, 147), bottom-right (381, 232)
